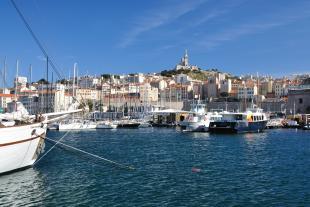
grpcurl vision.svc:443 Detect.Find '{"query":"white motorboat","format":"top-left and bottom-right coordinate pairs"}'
top-left (182, 101), bottom-right (222, 132)
top-left (184, 112), bottom-right (222, 132)
top-left (138, 122), bottom-right (152, 128)
top-left (96, 121), bottom-right (117, 129)
top-left (58, 119), bottom-right (97, 130)
top-left (266, 118), bottom-right (284, 129)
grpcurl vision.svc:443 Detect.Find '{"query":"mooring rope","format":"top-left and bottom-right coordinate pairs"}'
top-left (33, 130), bottom-right (71, 165)
top-left (36, 133), bottom-right (135, 170)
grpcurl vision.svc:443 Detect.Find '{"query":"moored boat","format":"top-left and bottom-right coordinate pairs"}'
top-left (183, 112), bottom-right (222, 132)
top-left (182, 101), bottom-right (222, 132)
top-left (0, 102), bottom-right (47, 174)
top-left (58, 119), bottom-right (97, 130)
top-left (116, 119), bottom-right (140, 128)
top-left (0, 102), bottom-right (82, 174)
top-left (96, 121), bottom-right (117, 129)
top-left (209, 107), bottom-right (268, 133)
top-left (0, 121), bottom-right (47, 174)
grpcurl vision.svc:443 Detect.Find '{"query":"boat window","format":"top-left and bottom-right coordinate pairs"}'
top-left (236, 114), bottom-right (243, 120)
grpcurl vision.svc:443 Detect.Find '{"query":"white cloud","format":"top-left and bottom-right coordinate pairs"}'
top-left (118, 0), bottom-right (206, 48)
top-left (198, 6), bottom-right (310, 50)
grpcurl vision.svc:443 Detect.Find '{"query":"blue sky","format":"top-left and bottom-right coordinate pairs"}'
top-left (0, 0), bottom-right (310, 84)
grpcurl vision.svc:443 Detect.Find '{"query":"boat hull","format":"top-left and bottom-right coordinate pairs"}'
top-left (209, 120), bottom-right (267, 133)
top-left (58, 122), bottom-right (97, 130)
top-left (117, 123), bottom-right (140, 128)
top-left (96, 122), bottom-right (117, 129)
top-left (0, 123), bottom-right (47, 174)
top-left (185, 122), bottom-right (209, 132)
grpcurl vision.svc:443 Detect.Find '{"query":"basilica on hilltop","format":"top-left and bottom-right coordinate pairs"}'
top-left (175, 50), bottom-right (198, 71)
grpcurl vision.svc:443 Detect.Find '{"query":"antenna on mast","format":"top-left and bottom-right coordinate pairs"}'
top-left (15, 59), bottom-right (19, 101)
top-left (29, 64), bottom-right (32, 84)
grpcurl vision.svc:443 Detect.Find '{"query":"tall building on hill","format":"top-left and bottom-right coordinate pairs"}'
top-left (175, 50), bottom-right (198, 71)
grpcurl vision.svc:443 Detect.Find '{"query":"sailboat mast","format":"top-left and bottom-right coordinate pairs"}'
top-left (3, 57), bottom-right (7, 93)
top-left (29, 64), bottom-right (32, 84)
top-left (15, 60), bottom-right (19, 101)
top-left (73, 63), bottom-right (76, 97)
top-left (46, 56), bottom-right (49, 113)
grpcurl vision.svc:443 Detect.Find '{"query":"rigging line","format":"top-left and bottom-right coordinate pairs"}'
top-left (33, 130), bottom-right (72, 165)
top-left (10, 0), bottom-right (85, 108)
top-left (0, 57), bottom-right (10, 89)
top-left (10, 0), bottom-right (63, 80)
top-left (41, 135), bottom-right (135, 170)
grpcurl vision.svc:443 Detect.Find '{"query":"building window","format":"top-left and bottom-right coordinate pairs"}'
top-left (299, 98), bottom-right (303, 104)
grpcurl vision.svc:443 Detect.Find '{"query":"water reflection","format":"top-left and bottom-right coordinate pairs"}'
top-left (0, 168), bottom-right (46, 206)
top-left (243, 132), bottom-right (267, 144)
top-left (191, 132), bottom-right (210, 139)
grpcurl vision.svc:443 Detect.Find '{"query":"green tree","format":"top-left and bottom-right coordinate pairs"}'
top-left (37, 78), bottom-right (49, 84)
top-left (87, 99), bottom-right (93, 111)
top-left (101, 74), bottom-right (111, 79)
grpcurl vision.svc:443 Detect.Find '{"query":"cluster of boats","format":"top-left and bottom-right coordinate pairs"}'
top-left (49, 117), bottom-right (152, 130)
top-left (0, 101), bottom-right (308, 175)
top-left (49, 101), bottom-right (269, 134)
top-left (180, 102), bottom-right (310, 132)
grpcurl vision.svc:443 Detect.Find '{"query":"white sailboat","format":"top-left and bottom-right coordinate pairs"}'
top-left (0, 119), bottom-right (47, 174)
top-left (0, 101), bottom-right (82, 174)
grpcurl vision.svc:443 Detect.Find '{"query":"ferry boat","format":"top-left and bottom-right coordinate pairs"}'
top-left (182, 102), bottom-right (222, 132)
top-left (209, 107), bottom-right (268, 133)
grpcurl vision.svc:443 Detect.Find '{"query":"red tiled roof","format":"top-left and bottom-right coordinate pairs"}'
top-left (0, 94), bottom-right (14, 98)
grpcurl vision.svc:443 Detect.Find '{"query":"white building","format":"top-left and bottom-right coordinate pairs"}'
top-left (76, 88), bottom-right (99, 101)
top-left (18, 95), bottom-right (39, 115)
top-left (219, 79), bottom-right (232, 94)
top-left (14, 76), bottom-right (27, 88)
top-left (0, 94), bottom-right (14, 111)
top-left (37, 84), bottom-right (73, 113)
top-left (238, 84), bottom-right (258, 99)
top-left (79, 76), bottom-right (99, 88)
top-left (175, 74), bottom-right (192, 84)
top-left (126, 73), bottom-right (145, 83)
top-left (274, 82), bottom-right (288, 97)
top-left (207, 77), bottom-right (219, 98)
top-left (139, 83), bottom-right (158, 102)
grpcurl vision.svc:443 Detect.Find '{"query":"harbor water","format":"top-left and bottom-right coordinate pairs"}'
top-left (0, 128), bottom-right (309, 206)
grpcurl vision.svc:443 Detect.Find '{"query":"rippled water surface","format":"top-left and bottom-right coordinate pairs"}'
top-left (0, 128), bottom-right (309, 206)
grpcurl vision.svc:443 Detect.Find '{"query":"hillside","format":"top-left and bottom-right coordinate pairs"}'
top-left (160, 68), bottom-right (230, 81)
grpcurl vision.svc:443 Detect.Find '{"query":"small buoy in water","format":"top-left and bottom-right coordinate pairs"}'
top-left (192, 167), bottom-right (201, 173)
